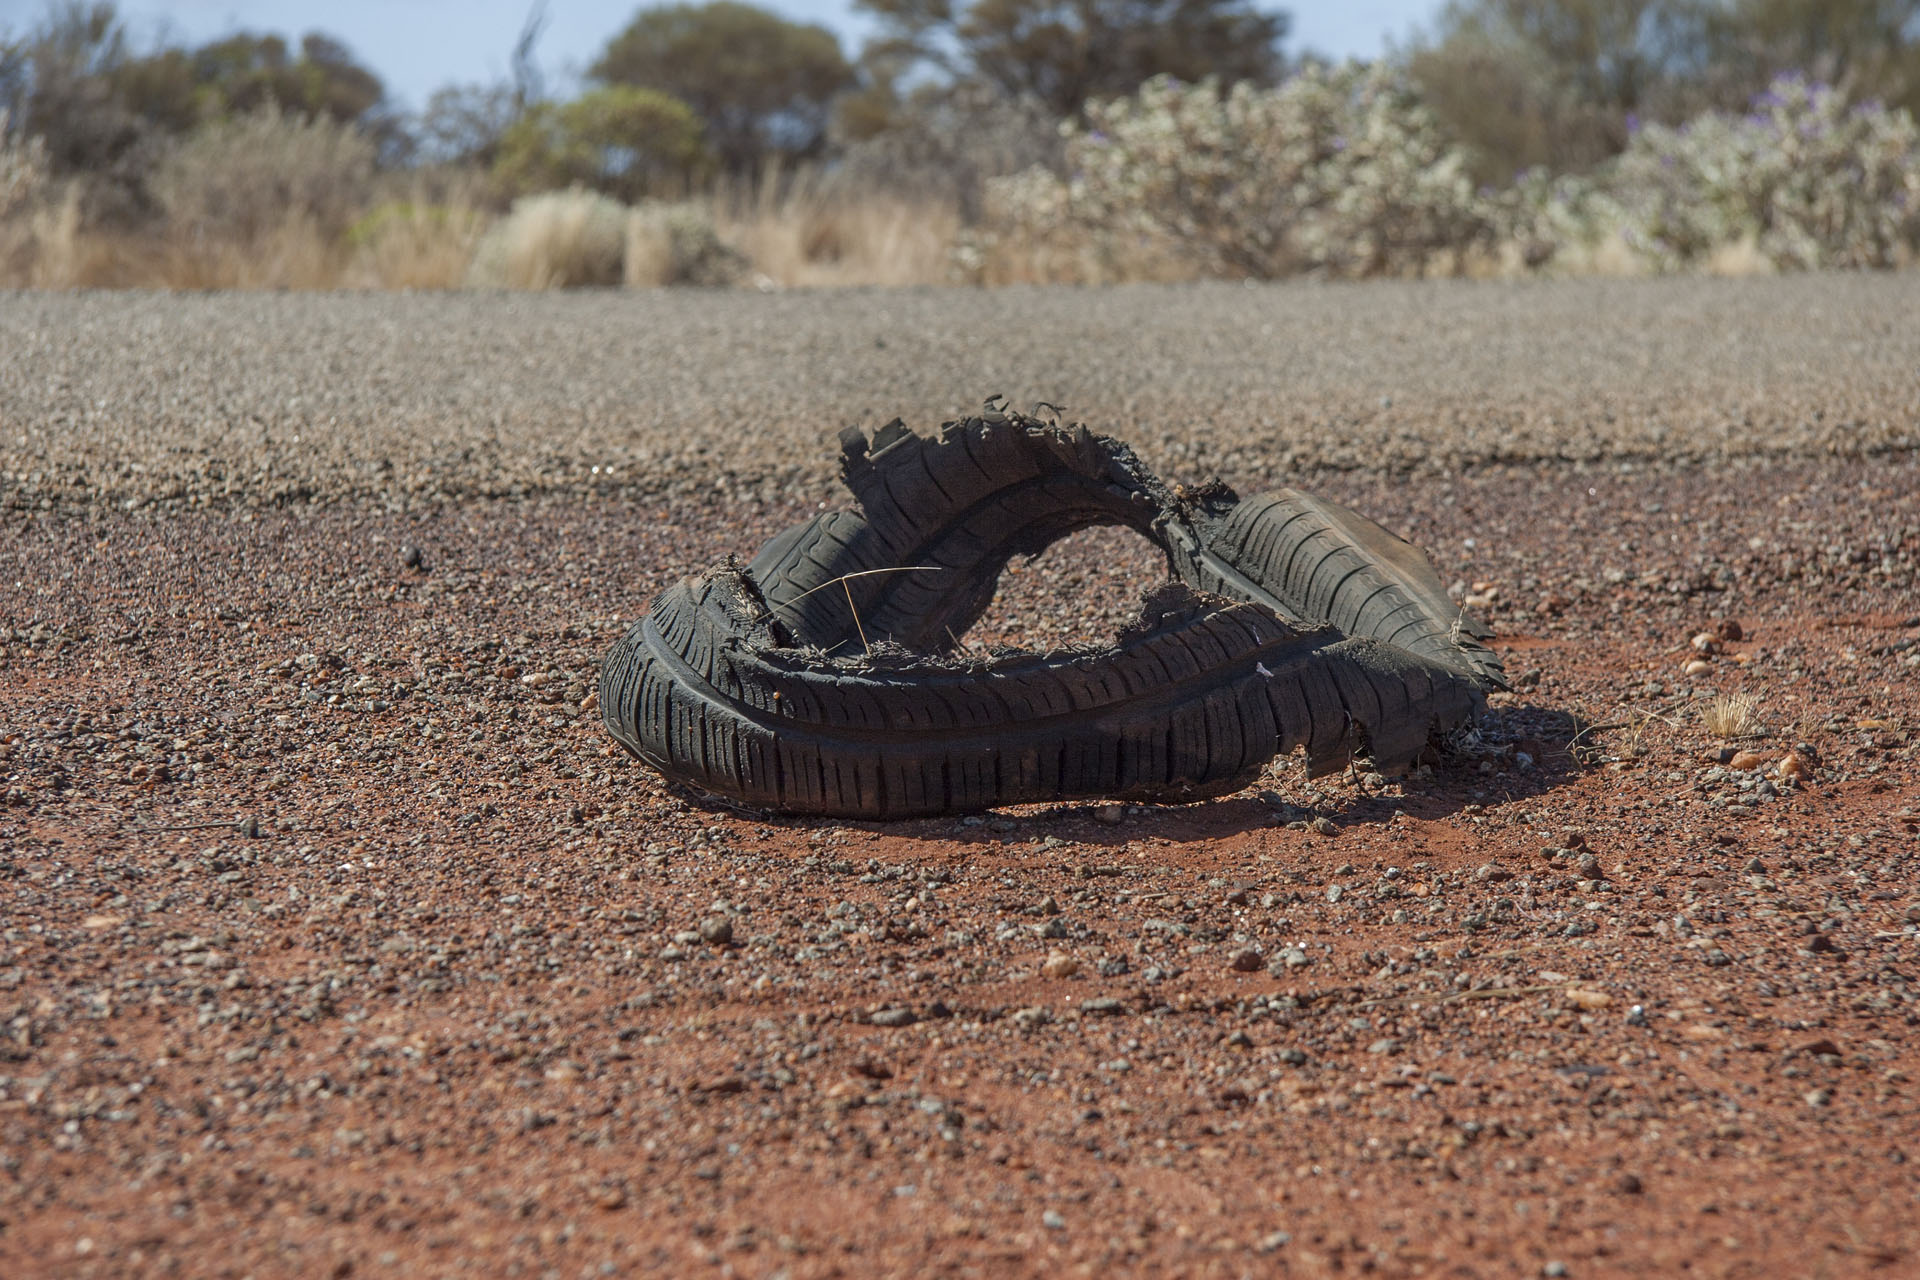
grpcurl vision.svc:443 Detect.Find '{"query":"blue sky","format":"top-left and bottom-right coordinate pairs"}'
top-left (72, 1), bottom-right (1449, 111)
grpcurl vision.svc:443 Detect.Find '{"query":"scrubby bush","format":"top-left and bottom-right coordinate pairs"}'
top-left (1603, 75), bottom-right (1920, 271)
top-left (624, 201), bottom-right (746, 286)
top-left (979, 63), bottom-right (1501, 280)
top-left (149, 104), bottom-right (376, 243)
top-left (2, 112), bottom-right (54, 284)
top-left (831, 84), bottom-right (1064, 221)
top-left (1506, 74), bottom-right (1920, 272)
top-left (465, 188), bottom-right (631, 288)
top-left (1500, 167), bottom-right (1617, 270)
top-left (1, 111), bottom-right (49, 219)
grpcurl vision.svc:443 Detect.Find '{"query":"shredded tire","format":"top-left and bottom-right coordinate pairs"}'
top-left (746, 407), bottom-right (1503, 686)
top-left (601, 572), bottom-right (1488, 818)
top-left (601, 401), bottom-right (1504, 818)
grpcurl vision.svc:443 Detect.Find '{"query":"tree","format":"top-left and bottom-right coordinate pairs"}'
top-left (1408, 0), bottom-right (1920, 181)
top-left (592, 2), bottom-right (854, 172)
top-left (0, 4), bottom-right (139, 170)
top-left (0, 3), bottom-right (156, 218)
top-left (491, 84), bottom-right (708, 200)
top-left (1405, 14), bottom-right (1642, 180)
top-left (1701, 0), bottom-right (1920, 116)
top-left (413, 6), bottom-right (551, 171)
top-left (855, 0), bottom-right (1290, 120)
top-left (418, 83), bottom-right (522, 166)
top-left (0, 6), bottom-right (397, 193)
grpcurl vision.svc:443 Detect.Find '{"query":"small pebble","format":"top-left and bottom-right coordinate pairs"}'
top-left (1268, 946), bottom-right (1311, 973)
top-left (1041, 951), bottom-right (1080, 979)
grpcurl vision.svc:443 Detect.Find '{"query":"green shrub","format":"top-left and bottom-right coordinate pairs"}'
top-left (491, 86), bottom-right (707, 203)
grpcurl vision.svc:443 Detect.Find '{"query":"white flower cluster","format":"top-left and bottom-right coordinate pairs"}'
top-left (979, 68), bottom-right (1920, 279)
top-left (1594, 75), bottom-right (1920, 271)
top-left (980, 63), bottom-right (1499, 279)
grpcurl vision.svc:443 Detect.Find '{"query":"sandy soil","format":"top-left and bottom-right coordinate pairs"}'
top-left (2, 282), bottom-right (1918, 1278)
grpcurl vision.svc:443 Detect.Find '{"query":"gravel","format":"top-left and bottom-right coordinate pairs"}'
top-left (3, 283), bottom-right (1918, 1276)
top-left (4, 275), bottom-right (1919, 513)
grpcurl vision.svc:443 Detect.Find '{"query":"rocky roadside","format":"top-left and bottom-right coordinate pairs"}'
top-left (1, 454), bottom-right (1916, 1275)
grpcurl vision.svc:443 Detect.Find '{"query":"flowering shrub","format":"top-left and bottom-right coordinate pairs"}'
top-left (980, 63), bottom-right (1500, 279)
top-left (1516, 76), bottom-right (1920, 272)
top-left (1604, 76), bottom-right (1920, 271)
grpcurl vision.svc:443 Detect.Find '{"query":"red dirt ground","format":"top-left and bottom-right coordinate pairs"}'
top-left (2, 457), bottom-right (1916, 1278)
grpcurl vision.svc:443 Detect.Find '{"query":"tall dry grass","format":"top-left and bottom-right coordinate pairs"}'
top-left (0, 182), bottom-right (1805, 292)
top-left (714, 169), bottom-right (960, 286)
top-left (4, 196), bottom-right (491, 290)
top-left (465, 190), bottom-right (627, 289)
top-left (343, 200), bottom-right (491, 289)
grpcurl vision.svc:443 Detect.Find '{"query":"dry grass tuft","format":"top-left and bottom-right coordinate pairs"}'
top-left (718, 183), bottom-right (959, 287)
top-left (465, 189), bottom-right (627, 289)
top-left (1702, 691), bottom-right (1763, 738)
top-left (345, 201), bottom-right (490, 289)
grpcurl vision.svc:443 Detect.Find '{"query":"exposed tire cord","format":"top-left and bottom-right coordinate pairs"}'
top-left (603, 403), bottom-right (1504, 818)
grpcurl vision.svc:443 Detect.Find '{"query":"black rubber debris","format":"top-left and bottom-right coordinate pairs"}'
top-left (601, 399), bottom-right (1503, 819)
